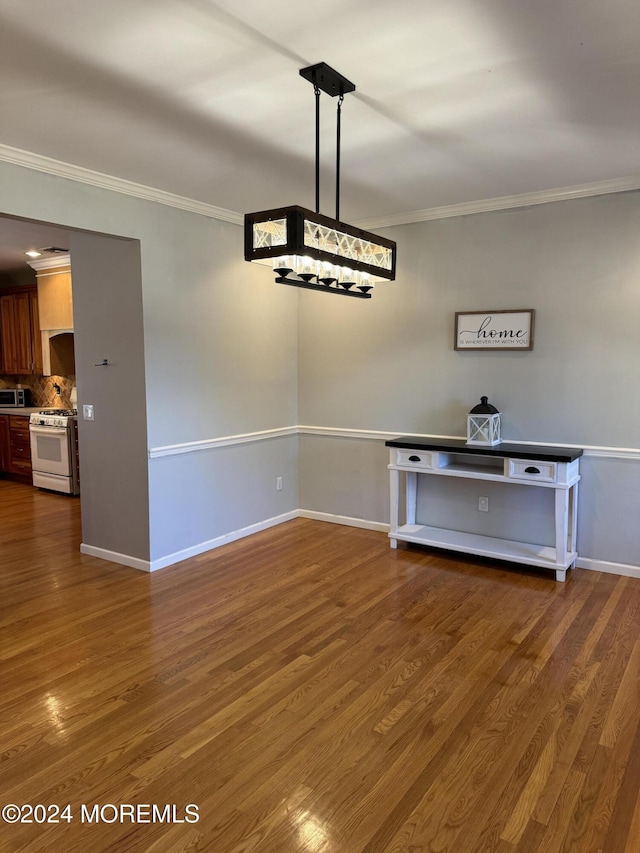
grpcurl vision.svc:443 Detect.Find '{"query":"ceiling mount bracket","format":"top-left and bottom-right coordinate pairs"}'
top-left (299, 62), bottom-right (356, 97)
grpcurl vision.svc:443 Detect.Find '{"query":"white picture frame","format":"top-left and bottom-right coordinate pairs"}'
top-left (454, 309), bottom-right (535, 351)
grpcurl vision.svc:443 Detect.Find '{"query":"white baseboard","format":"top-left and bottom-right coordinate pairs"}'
top-left (80, 510), bottom-right (387, 572)
top-left (80, 543), bottom-right (152, 572)
top-left (296, 515), bottom-right (640, 582)
top-left (147, 511), bottom-right (299, 572)
top-left (82, 513), bottom-right (639, 580)
top-left (82, 511), bottom-right (298, 572)
top-left (297, 509), bottom-right (390, 533)
top-left (576, 557), bottom-right (640, 580)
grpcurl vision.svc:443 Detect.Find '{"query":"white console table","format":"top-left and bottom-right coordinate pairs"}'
top-left (386, 437), bottom-right (582, 581)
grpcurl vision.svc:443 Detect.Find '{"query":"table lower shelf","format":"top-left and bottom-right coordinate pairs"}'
top-left (389, 524), bottom-right (576, 581)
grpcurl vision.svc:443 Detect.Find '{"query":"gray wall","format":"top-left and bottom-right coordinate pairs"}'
top-left (298, 434), bottom-right (390, 525)
top-left (69, 231), bottom-right (150, 560)
top-left (1, 157), bottom-right (638, 572)
top-left (299, 193), bottom-right (640, 444)
top-left (0, 160), bottom-right (299, 567)
top-left (298, 192), bottom-right (640, 568)
top-left (149, 436), bottom-right (298, 562)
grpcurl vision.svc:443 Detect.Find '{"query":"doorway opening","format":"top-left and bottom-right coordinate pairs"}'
top-left (0, 212), bottom-right (149, 565)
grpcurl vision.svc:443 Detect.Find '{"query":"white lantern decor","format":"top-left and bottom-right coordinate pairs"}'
top-left (466, 396), bottom-right (502, 446)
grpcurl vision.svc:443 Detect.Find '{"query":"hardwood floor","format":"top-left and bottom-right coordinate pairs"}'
top-left (1, 479), bottom-right (639, 852)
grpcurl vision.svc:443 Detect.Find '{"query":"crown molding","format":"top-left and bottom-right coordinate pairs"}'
top-left (1, 143), bottom-right (638, 231)
top-left (26, 253), bottom-right (71, 271)
top-left (0, 143), bottom-right (242, 226)
top-left (355, 176), bottom-right (640, 230)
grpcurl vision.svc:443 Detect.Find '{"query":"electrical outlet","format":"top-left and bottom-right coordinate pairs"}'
top-left (276, 477), bottom-right (283, 491)
top-left (478, 496), bottom-right (489, 512)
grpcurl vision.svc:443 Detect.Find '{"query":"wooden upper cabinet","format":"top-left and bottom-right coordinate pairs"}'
top-left (0, 288), bottom-right (42, 375)
top-left (29, 290), bottom-right (43, 374)
top-left (13, 292), bottom-right (34, 374)
top-left (0, 295), bottom-right (18, 373)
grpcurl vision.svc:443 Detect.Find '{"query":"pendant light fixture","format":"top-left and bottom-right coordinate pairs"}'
top-left (244, 62), bottom-right (397, 299)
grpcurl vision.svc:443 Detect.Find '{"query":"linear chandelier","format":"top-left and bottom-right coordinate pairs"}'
top-left (244, 62), bottom-right (397, 300)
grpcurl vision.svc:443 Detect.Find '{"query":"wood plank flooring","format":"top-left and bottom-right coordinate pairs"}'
top-left (1, 479), bottom-right (639, 852)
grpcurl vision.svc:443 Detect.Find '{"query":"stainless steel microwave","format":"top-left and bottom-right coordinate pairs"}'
top-left (0, 388), bottom-right (30, 407)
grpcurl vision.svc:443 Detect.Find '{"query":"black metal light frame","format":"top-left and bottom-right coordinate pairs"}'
top-left (244, 205), bottom-right (396, 277)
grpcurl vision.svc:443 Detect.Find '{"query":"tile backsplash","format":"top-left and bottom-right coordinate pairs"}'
top-left (0, 374), bottom-right (76, 408)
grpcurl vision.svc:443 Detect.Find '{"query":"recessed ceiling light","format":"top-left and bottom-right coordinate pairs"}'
top-left (25, 250), bottom-right (42, 258)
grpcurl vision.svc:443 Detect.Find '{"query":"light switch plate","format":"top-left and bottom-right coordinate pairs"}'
top-left (83, 404), bottom-right (95, 421)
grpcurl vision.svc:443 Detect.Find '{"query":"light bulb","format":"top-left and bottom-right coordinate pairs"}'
top-left (298, 256), bottom-right (316, 282)
top-left (273, 255), bottom-right (293, 276)
top-left (318, 261), bottom-right (337, 286)
top-left (339, 266), bottom-right (357, 289)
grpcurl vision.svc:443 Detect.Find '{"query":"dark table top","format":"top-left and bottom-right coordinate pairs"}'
top-left (385, 436), bottom-right (583, 463)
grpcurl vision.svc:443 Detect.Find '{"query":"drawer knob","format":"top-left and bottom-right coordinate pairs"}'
top-left (524, 466), bottom-right (540, 474)
top-left (408, 455), bottom-right (421, 462)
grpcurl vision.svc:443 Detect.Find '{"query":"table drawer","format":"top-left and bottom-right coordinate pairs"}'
top-left (507, 459), bottom-right (557, 483)
top-left (394, 449), bottom-right (434, 469)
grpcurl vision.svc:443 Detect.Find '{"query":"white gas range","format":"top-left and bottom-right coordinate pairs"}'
top-left (29, 409), bottom-right (79, 494)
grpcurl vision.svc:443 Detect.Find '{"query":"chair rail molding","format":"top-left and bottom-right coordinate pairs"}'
top-left (148, 424), bottom-right (640, 461)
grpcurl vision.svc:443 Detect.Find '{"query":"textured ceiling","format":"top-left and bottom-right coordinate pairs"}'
top-left (0, 0), bottom-right (639, 264)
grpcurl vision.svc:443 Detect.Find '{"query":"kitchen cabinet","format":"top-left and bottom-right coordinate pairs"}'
top-left (0, 297), bottom-right (16, 373)
top-left (29, 291), bottom-right (43, 374)
top-left (14, 293), bottom-right (33, 373)
top-left (0, 288), bottom-right (42, 375)
top-left (0, 414), bottom-right (33, 480)
top-left (9, 415), bottom-right (32, 477)
top-left (0, 415), bottom-right (9, 472)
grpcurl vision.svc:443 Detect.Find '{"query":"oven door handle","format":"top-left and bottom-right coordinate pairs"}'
top-left (29, 425), bottom-right (68, 436)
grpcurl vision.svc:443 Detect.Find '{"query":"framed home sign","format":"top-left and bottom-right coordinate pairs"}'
top-left (454, 309), bottom-right (535, 351)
